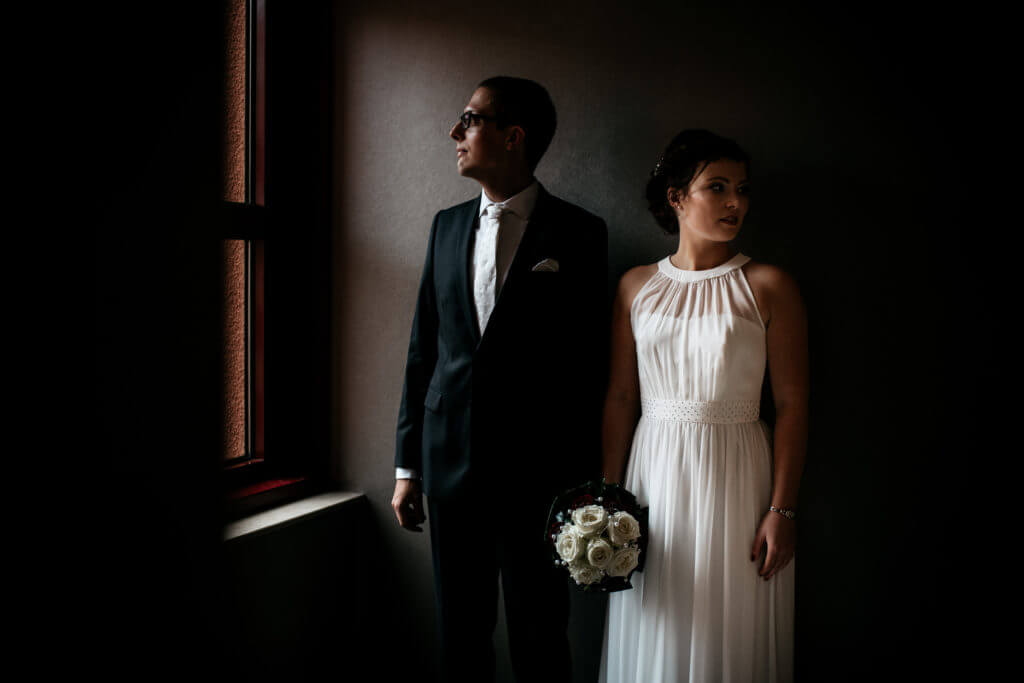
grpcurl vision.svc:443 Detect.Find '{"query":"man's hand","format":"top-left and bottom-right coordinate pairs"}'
top-left (392, 478), bottom-right (426, 532)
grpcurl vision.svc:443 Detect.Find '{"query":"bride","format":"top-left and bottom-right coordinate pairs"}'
top-left (599, 129), bottom-right (808, 682)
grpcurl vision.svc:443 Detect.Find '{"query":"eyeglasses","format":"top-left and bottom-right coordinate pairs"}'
top-left (457, 111), bottom-right (498, 129)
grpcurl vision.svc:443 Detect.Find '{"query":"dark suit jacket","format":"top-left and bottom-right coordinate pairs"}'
top-left (395, 185), bottom-right (608, 502)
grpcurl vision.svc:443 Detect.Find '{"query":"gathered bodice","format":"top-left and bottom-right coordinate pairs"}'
top-left (630, 253), bottom-right (766, 406)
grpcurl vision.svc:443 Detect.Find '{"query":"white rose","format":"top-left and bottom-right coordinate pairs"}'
top-left (571, 504), bottom-right (608, 537)
top-left (555, 525), bottom-right (585, 563)
top-left (607, 546), bottom-right (640, 578)
top-left (586, 538), bottom-right (614, 569)
top-left (608, 511), bottom-right (641, 545)
top-left (568, 561), bottom-right (604, 585)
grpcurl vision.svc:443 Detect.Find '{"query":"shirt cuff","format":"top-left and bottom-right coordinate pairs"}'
top-left (395, 467), bottom-right (420, 480)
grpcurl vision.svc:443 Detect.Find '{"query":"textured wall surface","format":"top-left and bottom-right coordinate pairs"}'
top-left (223, 0), bottom-right (246, 203)
top-left (330, 2), bottom-right (946, 681)
top-left (223, 239), bottom-right (246, 460)
top-left (222, 0), bottom-right (248, 462)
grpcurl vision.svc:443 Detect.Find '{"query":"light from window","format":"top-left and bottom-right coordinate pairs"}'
top-left (223, 239), bottom-right (247, 460)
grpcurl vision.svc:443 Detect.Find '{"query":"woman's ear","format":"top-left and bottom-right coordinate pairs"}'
top-left (667, 186), bottom-right (684, 210)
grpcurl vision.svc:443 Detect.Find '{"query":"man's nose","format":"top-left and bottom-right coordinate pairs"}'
top-left (450, 122), bottom-right (464, 141)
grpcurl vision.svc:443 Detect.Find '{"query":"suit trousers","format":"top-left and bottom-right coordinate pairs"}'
top-left (427, 489), bottom-right (571, 683)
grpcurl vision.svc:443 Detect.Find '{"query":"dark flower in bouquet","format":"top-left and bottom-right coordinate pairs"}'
top-left (545, 478), bottom-right (649, 592)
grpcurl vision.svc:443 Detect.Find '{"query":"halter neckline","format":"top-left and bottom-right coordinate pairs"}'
top-left (658, 253), bottom-right (750, 283)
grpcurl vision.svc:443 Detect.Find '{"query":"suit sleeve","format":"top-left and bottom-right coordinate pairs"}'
top-left (395, 213), bottom-right (441, 474)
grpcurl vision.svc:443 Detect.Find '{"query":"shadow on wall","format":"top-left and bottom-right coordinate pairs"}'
top-left (736, 165), bottom-right (942, 679)
top-left (224, 497), bottom-right (375, 681)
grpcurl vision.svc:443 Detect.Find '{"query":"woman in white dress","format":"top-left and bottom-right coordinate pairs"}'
top-left (599, 130), bottom-right (808, 683)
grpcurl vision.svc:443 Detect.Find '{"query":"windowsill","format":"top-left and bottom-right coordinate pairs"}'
top-left (229, 475), bottom-right (307, 499)
top-left (223, 490), bottom-right (365, 541)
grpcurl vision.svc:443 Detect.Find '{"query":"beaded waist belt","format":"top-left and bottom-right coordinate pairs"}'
top-left (640, 397), bottom-right (760, 424)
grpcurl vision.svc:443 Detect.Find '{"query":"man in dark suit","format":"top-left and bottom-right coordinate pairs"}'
top-left (392, 76), bottom-right (608, 682)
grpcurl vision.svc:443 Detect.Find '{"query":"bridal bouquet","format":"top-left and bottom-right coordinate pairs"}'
top-left (545, 478), bottom-right (649, 592)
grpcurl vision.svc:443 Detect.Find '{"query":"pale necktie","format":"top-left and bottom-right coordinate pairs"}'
top-left (474, 203), bottom-right (509, 334)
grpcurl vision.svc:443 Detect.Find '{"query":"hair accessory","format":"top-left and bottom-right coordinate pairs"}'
top-left (652, 157), bottom-right (665, 177)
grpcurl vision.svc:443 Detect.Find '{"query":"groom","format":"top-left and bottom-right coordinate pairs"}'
top-left (393, 76), bottom-right (608, 682)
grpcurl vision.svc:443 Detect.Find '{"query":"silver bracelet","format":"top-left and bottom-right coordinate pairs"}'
top-left (769, 505), bottom-right (796, 520)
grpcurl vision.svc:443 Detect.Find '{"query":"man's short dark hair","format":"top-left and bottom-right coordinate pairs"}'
top-left (477, 76), bottom-right (557, 171)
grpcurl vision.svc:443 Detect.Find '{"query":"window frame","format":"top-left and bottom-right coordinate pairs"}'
top-left (222, 0), bottom-right (314, 514)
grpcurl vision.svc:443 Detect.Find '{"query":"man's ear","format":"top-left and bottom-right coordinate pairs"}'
top-left (505, 125), bottom-right (526, 152)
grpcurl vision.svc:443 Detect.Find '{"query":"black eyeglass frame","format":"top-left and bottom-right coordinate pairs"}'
top-left (457, 111), bottom-right (500, 129)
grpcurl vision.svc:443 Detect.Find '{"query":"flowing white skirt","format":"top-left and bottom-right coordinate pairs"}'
top-left (599, 416), bottom-right (794, 683)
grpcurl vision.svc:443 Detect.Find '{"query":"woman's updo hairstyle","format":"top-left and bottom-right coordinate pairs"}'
top-left (646, 129), bottom-right (750, 234)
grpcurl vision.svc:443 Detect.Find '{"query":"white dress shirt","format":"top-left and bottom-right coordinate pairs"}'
top-left (471, 181), bottom-right (538, 329)
top-left (397, 181), bottom-right (539, 481)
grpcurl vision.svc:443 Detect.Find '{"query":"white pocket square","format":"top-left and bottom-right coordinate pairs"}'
top-left (531, 258), bottom-right (559, 272)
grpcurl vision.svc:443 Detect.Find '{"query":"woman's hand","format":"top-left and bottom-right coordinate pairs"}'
top-left (750, 511), bottom-right (796, 580)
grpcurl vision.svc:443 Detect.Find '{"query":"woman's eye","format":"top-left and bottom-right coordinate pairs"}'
top-left (738, 185), bottom-right (750, 195)
top-left (709, 183), bottom-right (723, 192)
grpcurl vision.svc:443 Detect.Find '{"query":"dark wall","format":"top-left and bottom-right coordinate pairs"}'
top-left (87, 1), bottom-right (337, 678)
top-left (88, 2), bottom-right (231, 677)
top-left (262, 1), bottom-right (334, 483)
top-left (223, 497), bottom-right (372, 680)
top-left (331, 1), bottom-right (967, 682)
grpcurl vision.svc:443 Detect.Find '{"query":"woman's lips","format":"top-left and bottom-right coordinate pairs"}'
top-left (719, 216), bottom-right (739, 226)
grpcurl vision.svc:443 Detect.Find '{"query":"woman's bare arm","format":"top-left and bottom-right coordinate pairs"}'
top-left (745, 262), bottom-right (809, 579)
top-left (601, 265), bottom-right (656, 484)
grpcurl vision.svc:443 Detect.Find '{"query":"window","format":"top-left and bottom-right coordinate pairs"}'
top-left (223, 0), bottom-right (299, 505)
top-left (220, 0), bottom-right (333, 515)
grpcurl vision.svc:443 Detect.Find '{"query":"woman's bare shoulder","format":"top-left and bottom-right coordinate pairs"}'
top-left (742, 260), bottom-right (805, 323)
top-left (616, 262), bottom-right (660, 307)
top-left (742, 260), bottom-right (801, 297)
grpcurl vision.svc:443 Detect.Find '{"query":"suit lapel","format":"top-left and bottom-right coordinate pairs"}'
top-left (501, 184), bottom-right (553, 295)
top-left (454, 196), bottom-right (482, 347)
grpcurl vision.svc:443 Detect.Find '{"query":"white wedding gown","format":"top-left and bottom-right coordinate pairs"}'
top-left (599, 253), bottom-right (794, 683)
